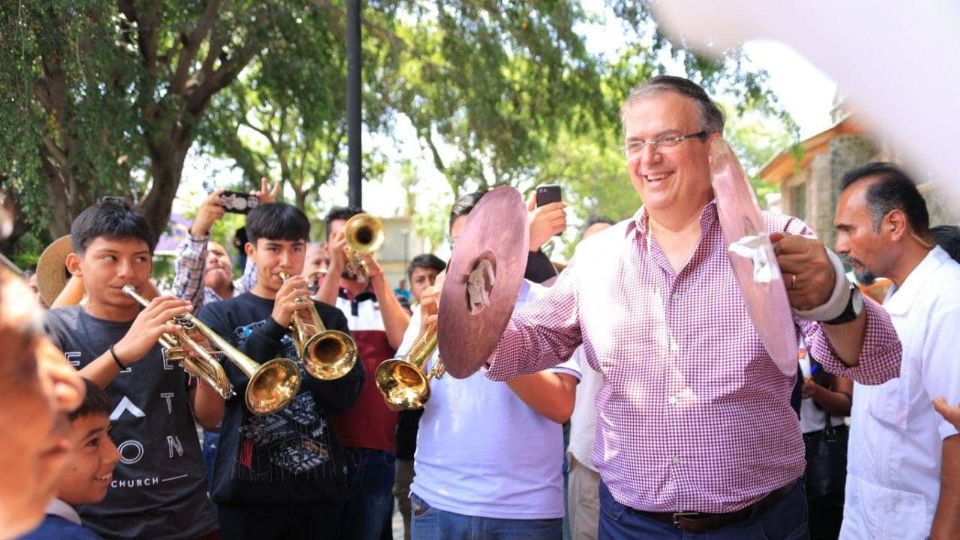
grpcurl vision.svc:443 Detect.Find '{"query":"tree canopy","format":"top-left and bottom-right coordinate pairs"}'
top-left (0, 0), bottom-right (795, 264)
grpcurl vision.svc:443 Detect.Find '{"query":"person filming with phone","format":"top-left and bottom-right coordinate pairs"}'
top-left (171, 178), bottom-right (279, 311)
top-left (525, 184), bottom-right (567, 284)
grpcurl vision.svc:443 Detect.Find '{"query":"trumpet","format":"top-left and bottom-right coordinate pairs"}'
top-left (122, 285), bottom-right (302, 415)
top-left (158, 327), bottom-right (237, 402)
top-left (375, 319), bottom-right (444, 411)
top-left (278, 272), bottom-right (358, 380)
top-left (342, 213), bottom-right (385, 282)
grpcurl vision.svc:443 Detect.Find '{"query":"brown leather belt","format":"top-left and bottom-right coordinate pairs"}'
top-left (638, 480), bottom-right (797, 533)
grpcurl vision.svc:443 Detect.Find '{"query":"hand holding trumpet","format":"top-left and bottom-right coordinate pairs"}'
top-left (114, 293), bottom-right (193, 368)
top-left (271, 273), bottom-right (311, 328)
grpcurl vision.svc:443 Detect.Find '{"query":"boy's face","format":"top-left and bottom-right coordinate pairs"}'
top-left (66, 237), bottom-right (153, 309)
top-left (58, 413), bottom-right (119, 505)
top-left (247, 238), bottom-right (306, 296)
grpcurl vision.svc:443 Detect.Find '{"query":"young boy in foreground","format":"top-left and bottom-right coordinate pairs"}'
top-left (22, 379), bottom-right (119, 539)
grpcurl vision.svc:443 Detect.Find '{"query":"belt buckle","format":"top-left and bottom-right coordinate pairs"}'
top-left (671, 511), bottom-right (702, 525)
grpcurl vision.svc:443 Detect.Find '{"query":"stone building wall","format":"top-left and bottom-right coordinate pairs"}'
top-left (771, 125), bottom-right (959, 249)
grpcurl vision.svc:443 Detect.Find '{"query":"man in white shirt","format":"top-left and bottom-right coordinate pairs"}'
top-left (566, 216), bottom-right (614, 540)
top-left (407, 191), bottom-right (579, 540)
top-left (834, 162), bottom-right (960, 539)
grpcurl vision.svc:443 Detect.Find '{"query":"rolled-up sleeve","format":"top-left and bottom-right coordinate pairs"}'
top-left (172, 235), bottom-right (208, 310)
top-left (486, 266), bottom-right (583, 382)
top-left (805, 297), bottom-right (902, 385)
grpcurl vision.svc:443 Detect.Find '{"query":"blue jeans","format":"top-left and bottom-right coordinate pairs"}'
top-left (341, 448), bottom-right (396, 540)
top-left (598, 480), bottom-right (809, 539)
top-left (202, 430), bottom-right (219, 487)
top-left (411, 493), bottom-right (562, 540)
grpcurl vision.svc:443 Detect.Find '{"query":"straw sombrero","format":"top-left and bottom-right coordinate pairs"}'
top-left (36, 235), bottom-right (73, 307)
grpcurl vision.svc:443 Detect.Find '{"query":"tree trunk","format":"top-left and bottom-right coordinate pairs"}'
top-left (141, 137), bottom-right (189, 247)
top-left (294, 187), bottom-right (308, 213)
top-left (40, 147), bottom-right (77, 239)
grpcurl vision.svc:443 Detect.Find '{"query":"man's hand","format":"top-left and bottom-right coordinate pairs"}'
top-left (272, 274), bottom-right (309, 328)
top-left (190, 189), bottom-right (226, 238)
top-left (418, 280), bottom-right (441, 334)
top-left (253, 177), bottom-right (280, 204)
top-left (114, 296), bottom-right (192, 366)
top-left (360, 252), bottom-right (384, 281)
top-left (327, 230), bottom-right (348, 274)
top-left (179, 329), bottom-right (214, 377)
top-left (526, 193), bottom-right (566, 251)
top-left (934, 397), bottom-right (960, 431)
top-left (770, 232), bottom-right (834, 311)
top-left (801, 378), bottom-right (821, 399)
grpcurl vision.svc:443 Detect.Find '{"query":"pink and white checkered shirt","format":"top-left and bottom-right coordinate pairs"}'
top-left (487, 202), bottom-right (901, 513)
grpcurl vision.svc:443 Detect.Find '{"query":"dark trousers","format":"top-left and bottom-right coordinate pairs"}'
top-left (341, 448), bottom-right (396, 540)
top-left (598, 480), bottom-right (809, 539)
top-left (217, 501), bottom-right (345, 540)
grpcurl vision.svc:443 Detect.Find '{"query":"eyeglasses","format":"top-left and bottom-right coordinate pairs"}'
top-left (622, 131), bottom-right (708, 159)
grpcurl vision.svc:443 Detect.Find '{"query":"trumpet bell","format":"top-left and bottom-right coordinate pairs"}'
top-left (375, 358), bottom-right (431, 411)
top-left (303, 330), bottom-right (358, 380)
top-left (246, 358), bottom-right (302, 415)
top-left (344, 213), bottom-right (385, 254)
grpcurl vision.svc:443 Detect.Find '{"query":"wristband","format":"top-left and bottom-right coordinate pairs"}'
top-left (109, 345), bottom-right (126, 370)
top-left (792, 248), bottom-right (851, 322)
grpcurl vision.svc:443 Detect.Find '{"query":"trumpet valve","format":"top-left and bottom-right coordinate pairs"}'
top-left (162, 346), bottom-right (188, 363)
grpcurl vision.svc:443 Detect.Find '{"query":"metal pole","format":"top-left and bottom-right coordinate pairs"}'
top-left (346, 0), bottom-right (362, 209)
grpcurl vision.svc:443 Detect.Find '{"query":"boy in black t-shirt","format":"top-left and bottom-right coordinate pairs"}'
top-left (43, 199), bottom-right (221, 539)
top-left (198, 203), bottom-right (364, 540)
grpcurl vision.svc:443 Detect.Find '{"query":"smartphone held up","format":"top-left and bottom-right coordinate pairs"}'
top-left (219, 191), bottom-right (260, 214)
top-left (535, 185), bottom-right (562, 237)
top-left (535, 184), bottom-right (562, 207)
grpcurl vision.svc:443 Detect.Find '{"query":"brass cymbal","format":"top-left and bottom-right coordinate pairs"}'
top-left (710, 138), bottom-right (798, 376)
top-left (438, 186), bottom-right (529, 378)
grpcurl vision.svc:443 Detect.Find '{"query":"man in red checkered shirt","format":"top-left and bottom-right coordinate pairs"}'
top-left (485, 76), bottom-right (902, 539)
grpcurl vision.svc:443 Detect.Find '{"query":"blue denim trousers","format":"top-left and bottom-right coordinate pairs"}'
top-left (598, 480), bottom-right (809, 539)
top-left (341, 448), bottom-right (396, 540)
top-left (410, 492), bottom-right (562, 540)
top-left (202, 430), bottom-right (219, 486)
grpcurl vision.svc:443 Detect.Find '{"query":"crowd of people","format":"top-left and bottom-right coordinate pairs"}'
top-left (2, 75), bottom-right (960, 540)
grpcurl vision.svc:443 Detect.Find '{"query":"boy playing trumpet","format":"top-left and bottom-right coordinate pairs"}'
top-left (197, 202), bottom-right (364, 540)
top-left (43, 198), bottom-right (221, 539)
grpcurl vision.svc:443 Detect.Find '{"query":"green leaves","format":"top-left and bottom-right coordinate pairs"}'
top-left (0, 0), bottom-right (794, 266)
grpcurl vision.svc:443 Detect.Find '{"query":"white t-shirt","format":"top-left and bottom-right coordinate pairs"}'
top-left (408, 280), bottom-right (580, 519)
top-left (568, 346), bottom-right (602, 470)
top-left (799, 397), bottom-right (845, 433)
top-left (842, 247), bottom-right (960, 539)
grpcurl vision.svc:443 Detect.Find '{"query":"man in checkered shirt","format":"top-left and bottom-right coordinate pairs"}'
top-left (485, 76), bottom-right (902, 539)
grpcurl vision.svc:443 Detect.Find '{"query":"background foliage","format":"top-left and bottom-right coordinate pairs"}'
top-left (0, 0), bottom-right (796, 265)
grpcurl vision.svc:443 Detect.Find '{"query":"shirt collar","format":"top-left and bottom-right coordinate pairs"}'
top-left (338, 286), bottom-right (377, 303)
top-left (883, 246), bottom-right (950, 315)
top-left (45, 498), bottom-right (81, 525)
top-left (627, 201), bottom-right (719, 239)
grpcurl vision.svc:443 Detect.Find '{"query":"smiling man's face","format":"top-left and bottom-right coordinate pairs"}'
top-left (623, 91), bottom-right (714, 216)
